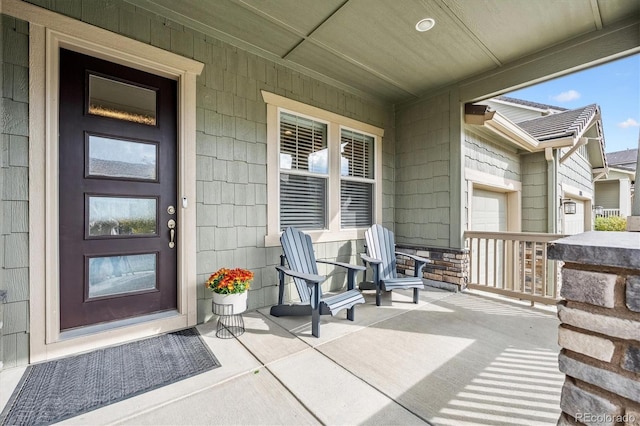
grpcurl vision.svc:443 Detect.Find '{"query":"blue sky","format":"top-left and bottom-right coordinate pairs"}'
top-left (507, 54), bottom-right (639, 154)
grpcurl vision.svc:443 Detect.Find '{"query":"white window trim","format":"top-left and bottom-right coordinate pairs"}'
top-left (7, 0), bottom-right (204, 362)
top-left (262, 91), bottom-right (383, 246)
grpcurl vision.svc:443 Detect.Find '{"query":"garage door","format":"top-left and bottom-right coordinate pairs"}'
top-left (471, 189), bottom-right (507, 231)
top-left (563, 199), bottom-right (585, 235)
top-left (470, 189), bottom-right (507, 287)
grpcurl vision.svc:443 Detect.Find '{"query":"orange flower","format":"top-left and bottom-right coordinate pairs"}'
top-left (206, 267), bottom-right (253, 294)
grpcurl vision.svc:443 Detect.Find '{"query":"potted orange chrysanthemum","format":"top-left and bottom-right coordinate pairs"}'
top-left (206, 267), bottom-right (253, 314)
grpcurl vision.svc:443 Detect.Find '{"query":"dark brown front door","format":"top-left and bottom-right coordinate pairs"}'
top-left (59, 48), bottom-right (178, 330)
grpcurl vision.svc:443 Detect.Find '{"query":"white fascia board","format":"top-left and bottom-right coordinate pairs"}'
top-left (482, 111), bottom-right (540, 152)
top-left (539, 137), bottom-right (575, 149)
top-left (607, 166), bottom-right (635, 178)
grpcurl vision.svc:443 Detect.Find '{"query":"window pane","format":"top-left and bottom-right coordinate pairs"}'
top-left (280, 112), bottom-right (327, 174)
top-left (88, 253), bottom-right (157, 298)
top-left (341, 180), bottom-right (373, 228)
top-left (341, 129), bottom-right (374, 179)
top-left (88, 135), bottom-right (157, 180)
top-left (88, 197), bottom-right (157, 236)
top-left (280, 174), bottom-right (326, 230)
top-left (88, 75), bottom-right (157, 125)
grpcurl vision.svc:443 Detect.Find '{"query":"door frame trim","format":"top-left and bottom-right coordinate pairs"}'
top-left (560, 183), bottom-right (594, 233)
top-left (12, 0), bottom-right (204, 362)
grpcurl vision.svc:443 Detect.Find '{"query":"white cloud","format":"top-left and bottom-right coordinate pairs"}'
top-left (618, 118), bottom-right (640, 128)
top-left (551, 90), bottom-right (581, 103)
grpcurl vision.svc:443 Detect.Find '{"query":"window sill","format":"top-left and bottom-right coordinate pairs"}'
top-left (264, 228), bottom-right (367, 247)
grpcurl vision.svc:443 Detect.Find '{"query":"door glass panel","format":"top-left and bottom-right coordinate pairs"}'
top-left (88, 253), bottom-right (157, 298)
top-left (88, 196), bottom-right (157, 237)
top-left (88, 135), bottom-right (157, 180)
top-left (88, 75), bottom-right (157, 125)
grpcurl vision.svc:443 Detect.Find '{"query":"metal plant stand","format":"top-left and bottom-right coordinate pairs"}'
top-left (212, 300), bottom-right (245, 338)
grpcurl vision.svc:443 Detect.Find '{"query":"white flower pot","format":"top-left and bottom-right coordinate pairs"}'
top-left (212, 291), bottom-right (247, 315)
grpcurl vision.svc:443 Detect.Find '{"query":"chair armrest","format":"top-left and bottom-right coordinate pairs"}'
top-left (317, 259), bottom-right (365, 291)
top-left (395, 251), bottom-right (429, 264)
top-left (359, 253), bottom-right (382, 265)
top-left (317, 259), bottom-right (366, 272)
top-left (275, 265), bottom-right (325, 284)
top-left (394, 251), bottom-right (429, 278)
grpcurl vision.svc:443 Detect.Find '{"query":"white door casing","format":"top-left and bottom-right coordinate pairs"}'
top-left (12, 0), bottom-right (204, 362)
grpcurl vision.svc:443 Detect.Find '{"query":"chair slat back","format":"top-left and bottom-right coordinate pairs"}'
top-left (281, 227), bottom-right (319, 303)
top-left (365, 224), bottom-right (397, 280)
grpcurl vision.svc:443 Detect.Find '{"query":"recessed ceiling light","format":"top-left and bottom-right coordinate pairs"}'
top-left (415, 18), bottom-right (435, 32)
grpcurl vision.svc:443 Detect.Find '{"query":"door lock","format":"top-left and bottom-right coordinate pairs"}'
top-left (168, 219), bottom-right (176, 249)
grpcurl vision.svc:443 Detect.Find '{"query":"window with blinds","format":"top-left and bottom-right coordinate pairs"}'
top-left (280, 112), bottom-right (327, 173)
top-left (279, 112), bottom-right (328, 230)
top-left (280, 175), bottom-right (326, 229)
top-left (340, 129), bottom-right (374, 228)
top-left (264, 91), bottom-right (382, 243)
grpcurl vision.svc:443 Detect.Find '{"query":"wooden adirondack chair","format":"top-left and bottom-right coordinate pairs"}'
top-left (270, 227), bottom-right (366, 337)
top-left (361, 224), bottom-right (428, 306)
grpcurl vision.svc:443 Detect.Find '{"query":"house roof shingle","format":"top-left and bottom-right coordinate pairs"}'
top-left (606, 148), bottom-right (638, 171)
top-left (517, 104), bottom-right (599, 142)
top-left (494, 96), bottom-right (568, 114)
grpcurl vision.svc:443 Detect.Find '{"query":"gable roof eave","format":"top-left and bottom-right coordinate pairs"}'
top-left (518, 104), bottom-right (599, 142)
top-left (605, 166), bottom-right (636, 179)
top-left (515, 103), bottom-right (608, 172)
top-left (477, 111), bottom-right (541, 152)
top-left (589, 118), bottom-right (608, 172)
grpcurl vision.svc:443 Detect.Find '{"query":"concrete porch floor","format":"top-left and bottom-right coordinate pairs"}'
top-left (1, 287), bottom-right (563, 425)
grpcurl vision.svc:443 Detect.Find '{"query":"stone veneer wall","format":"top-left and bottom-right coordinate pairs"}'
top-left (395, 245), bottom-right (468, 290)
top-left (548, 232), bottom-right (640, 426)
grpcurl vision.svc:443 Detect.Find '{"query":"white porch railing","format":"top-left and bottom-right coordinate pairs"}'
top-left (601, 208), bottom-right (621, 218)
top-left (464, 231), bottom-right (565, 305)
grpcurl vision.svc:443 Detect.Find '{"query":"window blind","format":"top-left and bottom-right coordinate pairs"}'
top-left (340, 129), bottom-right (373, 178)
top-left (341, 180), bottom-right (372, 228)
top-left (280, 174), bottom-right (326, 230)
top-left (280, 112), bottom-right (327, 174)
top-left (279, 112), bottom-right (328, 230)
top-left (340, 129), bottom-right (374, 228)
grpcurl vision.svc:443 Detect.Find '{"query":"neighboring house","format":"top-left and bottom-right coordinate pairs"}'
top-left (595, 148), bottom-right (637, 217)
top-left (465, 96), bottom-right (608, 236)
top-left (0, 0), bottom-right (636, 371)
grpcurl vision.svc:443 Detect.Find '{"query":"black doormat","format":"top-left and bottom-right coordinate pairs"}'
top-left (0, 328), bottom-right (220, 426)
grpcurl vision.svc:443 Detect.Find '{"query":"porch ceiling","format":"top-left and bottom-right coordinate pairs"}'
top-left (129, 0), bottom-right (639, 103)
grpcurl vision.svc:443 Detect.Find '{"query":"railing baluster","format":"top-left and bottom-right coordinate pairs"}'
top-left (542, 242), bottom-right (548, 297)
top-left (468, 238), bottom-right (474, 284)
top-left (501, 239), bottom-right (507, 290)
top-left (512, 240), bottom-right (517, 291)
top-left (493, 239), bottom-right (497, 288)
top-left (520, 240), bottom-right (526, 292)
top-left (463, 231), bottom-right (564, 305)
top-left (531, 241), bottom-right (537, 295)
top-left (484, 238), bottom-right (489, 286)
top-left (474, 238), bottom-right (480, 284)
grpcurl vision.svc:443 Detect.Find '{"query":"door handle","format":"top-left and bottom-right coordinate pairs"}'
top-left (168, 219), bottom-right (176, 249)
